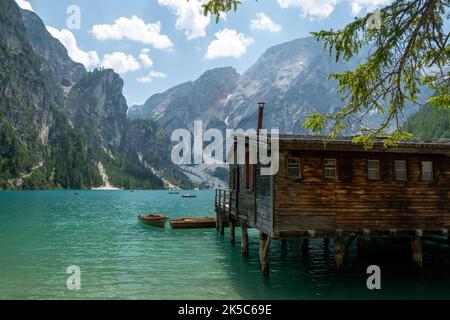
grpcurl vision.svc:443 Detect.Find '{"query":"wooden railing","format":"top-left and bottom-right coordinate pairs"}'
top-left (215, 188), bottom-right (231, 214)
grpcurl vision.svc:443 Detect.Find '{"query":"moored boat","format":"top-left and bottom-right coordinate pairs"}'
top-left (169, 217), bottom-right (216, 229)
top-left (138, 214), bottom-right (169, 228)
top-left (182, 194), bottom-right (197, 198)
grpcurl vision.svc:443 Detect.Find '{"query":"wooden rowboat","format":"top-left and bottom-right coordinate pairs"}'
top-left (169, 217), bottom-right (216, 229)
top-left (138, 214), bottom-right (169, 228)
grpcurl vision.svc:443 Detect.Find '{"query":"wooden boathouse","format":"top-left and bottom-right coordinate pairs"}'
top-left (215, 106), bottom-right (450, 274)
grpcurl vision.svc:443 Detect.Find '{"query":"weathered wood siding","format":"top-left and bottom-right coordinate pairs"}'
top-left (254, 164), bottom-right (272, 234)
top-left (231, 164), bottom-right (272, 235)
top-left (274, 149), bottom-right (450, 236)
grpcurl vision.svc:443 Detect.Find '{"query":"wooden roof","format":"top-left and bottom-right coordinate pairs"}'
top-left (232, 133), bottom-right (450, 155)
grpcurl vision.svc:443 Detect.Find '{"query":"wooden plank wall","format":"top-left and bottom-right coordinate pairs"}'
top-left (255, 165), bottom-right (272, 234)
top-left (274, 149), bottom-right (450, 235)
top-left (231, 163), bottom-right (272, 235)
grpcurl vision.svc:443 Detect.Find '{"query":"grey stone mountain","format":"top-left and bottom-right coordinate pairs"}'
top-left (129, 66), bottom-right (240, 134)
top-left (130, 37), bottom-right (421, 135)
top-left (0, 0), bottom-right (192, 189)
top-left (20, 9), bottom-right (85, 88)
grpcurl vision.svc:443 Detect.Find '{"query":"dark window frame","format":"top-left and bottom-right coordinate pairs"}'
top-left (394, 160), bottom-right (408, 181)
top-left (420, 160), bottom-right (434, 182)
top-left (323, 158), bottom-right (337, 180)
top-left (368, 159), bottom-right (381, 181)
top-left (286, 158), bottom-right (302, 179)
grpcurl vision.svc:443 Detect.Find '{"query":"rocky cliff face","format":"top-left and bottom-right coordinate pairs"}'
top-left (64, 69), bottom-right (127, 148)
top-left (129, 67), bottom-right (240, 133)
top-left (222, 37), bottom-right (356, 132)
top-left (0, 0), bottom-right (104, 189)
top-left (0, 0), bottom-right (192, 189)
top-left (20, 9), bottom-right (86, 88)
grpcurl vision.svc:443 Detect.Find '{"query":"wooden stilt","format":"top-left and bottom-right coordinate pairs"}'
top-left (334, 237), bottom-right (346, 269)
top-left (259, 232), bottom-right (271, 275)
top-left (229, 219), bottom-right (235, 244)
top-left (241, 224), bottom-right (249, 255)
top-left (281, 240), bottom-right (287, 250)
top-left (301, 239), bottom-right (309, 255)
top-left (410, 237), bottom-right (423, 268)
top-left (324, 238), bottom-right (330, 250)
top-left (219, 214), bottom-right (225, 235)
top-left (334, 237), bottom-right (355, 270)
top-left (215, 211), bottom-right (219, 231)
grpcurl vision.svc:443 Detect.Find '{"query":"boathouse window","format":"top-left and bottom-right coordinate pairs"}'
top-left (421, 161), bottom-right (433, 181)
top-left (394, 160), bottom-right (407, 181)
top-left (368, 160), bottom-right (380, 180)
top-left (324, 159), bottom-right (337, 179)
top-left (287, 159), bottom-right (301, 178)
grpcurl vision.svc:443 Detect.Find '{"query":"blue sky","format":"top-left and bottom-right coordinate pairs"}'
top-left (17, 0), bottom-right (392, 105)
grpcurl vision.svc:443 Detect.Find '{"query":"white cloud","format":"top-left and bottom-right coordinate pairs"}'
top-left (137, 71), bottom-right (167, 84)
top-left (46, 26), bottom-right (100, 69)
top-left (205, 29), bottom-right (254, 60)
top-left (101, 52), bottom-right (141, 74)
top-left (349, 0), bottom-right (391, 15)
top-left (158, 0), bottom-right (210, 40)
top-left (250, 13), bottom-right (282, 33)
top-left (139, 49), bottom-right (154, 68)
top-left (91, 16), bottom-right (173, 50)
top-left (276, 0), bottom-right (390, 19)
top-left (15, 0), bottom-right (34, 11)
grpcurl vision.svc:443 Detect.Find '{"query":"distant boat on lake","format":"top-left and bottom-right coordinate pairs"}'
top-left (182, 194), bottom-right (197, 198)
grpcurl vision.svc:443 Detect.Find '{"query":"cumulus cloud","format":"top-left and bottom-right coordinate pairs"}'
top-left (137, 71), bottom-right (167, 84)
top-left (91, 16), bottom-right (173, 50)
top-left (158, 0), bottom-right (210, 40)
top-left (101, 52), bottom-right (141, 74)
top-left (46, 26), bottom-right (100, 69)
top-left (349, 0), bottom-right (391, 15)
top-left (139, 49), bottom-right (154, 68)
top-left (205, 29), bottom-right (254, 60)
top-left (15, 0), bottom-right (34, 11)
top-left (250, 13), bottom-right (282, 33)
top-left (276, 0), bottom-right (390, 19)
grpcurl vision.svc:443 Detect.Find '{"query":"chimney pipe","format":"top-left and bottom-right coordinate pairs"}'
top-left (257, 102), bottom-right (265, 133)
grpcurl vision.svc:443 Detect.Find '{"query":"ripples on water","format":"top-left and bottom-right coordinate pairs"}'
top-left (0, 190), bottom-right (449, 299)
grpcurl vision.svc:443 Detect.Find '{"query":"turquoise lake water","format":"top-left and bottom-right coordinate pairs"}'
top-left (0, 190), bottom-right (449, 300)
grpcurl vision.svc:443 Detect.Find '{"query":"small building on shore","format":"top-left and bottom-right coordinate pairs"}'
top-left (216, 129), bottom-right (450, 273)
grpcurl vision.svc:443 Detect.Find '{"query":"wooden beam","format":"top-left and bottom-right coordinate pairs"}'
top-left (301, 239), bottom-right (309, 255)
top-left (334, 237), bottom-right (346, 270)
top-left (324, 238), bottom-right (330, 250)
top-left (410, 237), bottom-right (423, 268)
top-left (241, 223), bottom-right (249, 255)
top-left (215, 211), bottom-right (219, 231)
top-left (229, 219), bottom-right (235, 244)
top-left (219, 214), bottom-right (225, 235)
top-left (334, 236), bottom-right (355, 270)
top-left (389, 229), bottom-right (397, 237)
top-left (259, 233), bottom-right (272, 275)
